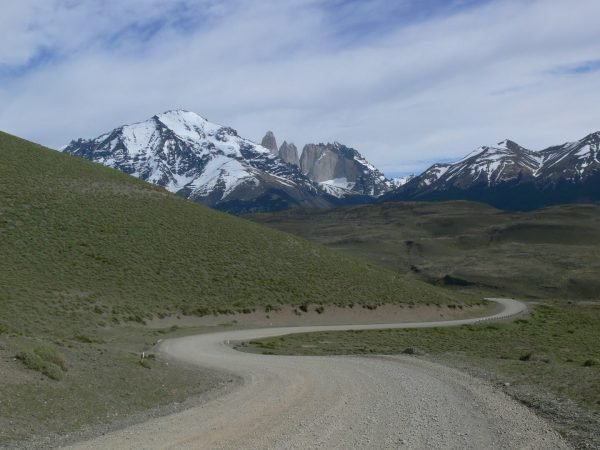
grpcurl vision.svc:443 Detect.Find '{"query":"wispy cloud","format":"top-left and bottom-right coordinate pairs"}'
top-left (550, 59), bottom-right (600, 76)
top-left (1, 0), bottom-right (599, 176)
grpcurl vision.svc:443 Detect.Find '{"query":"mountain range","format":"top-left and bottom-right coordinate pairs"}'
top-left (62, 110), bottom-right (395, 213)
top-left (384, 132), bottom-right (600, 210)
top-left (62, 109), bottom-right (600, 213)
top-left (260, 130), bottom-right (393, 198)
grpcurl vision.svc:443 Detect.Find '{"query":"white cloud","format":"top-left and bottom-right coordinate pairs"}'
top-left (1, 0), bottom-right (599, 176)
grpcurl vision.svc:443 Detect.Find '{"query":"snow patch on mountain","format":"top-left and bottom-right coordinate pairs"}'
top-left (319, 177), bottom-right (356, 197)
top-left (188, 155), bottom-right (257, 199)
top-left (391, 175), bottom-right (414, 187)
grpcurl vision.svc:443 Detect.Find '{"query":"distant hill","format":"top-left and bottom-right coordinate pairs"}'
top-left (0, 131), bottom-right (466, 338)
top-left (250, 200), bottom-right (600, 300)
top-left (383, 132), bottom-right (600, 210)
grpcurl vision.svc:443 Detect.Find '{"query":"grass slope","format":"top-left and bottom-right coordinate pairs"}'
top-left (0, 131), bottom-right (471, 339)
top-left (249, 201), bottom-right (600, 300)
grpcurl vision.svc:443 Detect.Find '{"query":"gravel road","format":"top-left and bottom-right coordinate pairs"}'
top-left (65, 299), bottom-right (569, 449)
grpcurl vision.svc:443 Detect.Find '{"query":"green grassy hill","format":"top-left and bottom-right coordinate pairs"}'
top-left (0, 131), bottom-right (471, 339)
top-left (249, 201), bottom-right (600, 300)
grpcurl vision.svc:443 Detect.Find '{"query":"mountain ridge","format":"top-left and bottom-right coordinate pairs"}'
top-left (62, 110), bottom-right (396, 213)
top-left (383, 131), bottom-right (600, 210)
top-left (62, 109), bottom-right (599, 212)
top-left (62, 110), bottom-right (334, 214)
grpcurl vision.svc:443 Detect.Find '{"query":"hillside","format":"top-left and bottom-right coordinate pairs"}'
top-left (1, 131), bottom-right (473, 338)
top-left (250, 201), bottom-right (600, 300)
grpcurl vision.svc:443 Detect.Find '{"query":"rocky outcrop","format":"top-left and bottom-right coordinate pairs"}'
top-left (278, 141), bottom-right (299, 167)
top-left (261, 131), bottom-right (278, 155)
top-left (299, 142), bottom-right (393, 198)
top-left (300, 143), bottom-right (356, 182)
top-left (256, 132), bottom-right (394, 199)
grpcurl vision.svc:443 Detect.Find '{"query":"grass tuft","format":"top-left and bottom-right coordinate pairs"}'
top-left (16, 345), bottom-right (68, 380)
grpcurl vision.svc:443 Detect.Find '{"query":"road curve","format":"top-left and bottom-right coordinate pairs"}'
top-left (66, 298), bottom-right (569, 449)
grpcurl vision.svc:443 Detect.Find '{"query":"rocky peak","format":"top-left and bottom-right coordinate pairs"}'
top-left (299, 142), bottom-right (392, 197)
top-left (300, 143), bottom-right (333, 181)
top-left (278, 141), bottom-right (299, 166)
top-left (496, 139), bottom-right (524, 152)
top-left (575, 131), bottom-right (600, 150)
top-left (261, 131), bottom-right (278, 154)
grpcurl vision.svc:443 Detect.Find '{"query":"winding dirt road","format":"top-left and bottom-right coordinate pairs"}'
top-left (66, 299), bottom-right (569, 449)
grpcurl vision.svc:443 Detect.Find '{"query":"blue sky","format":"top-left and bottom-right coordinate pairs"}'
top-left (1, 0), bottom-right (599, 177)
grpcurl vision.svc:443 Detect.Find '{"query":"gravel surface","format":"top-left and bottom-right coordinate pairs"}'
top-left (64, 299), bottom-right (570, 449)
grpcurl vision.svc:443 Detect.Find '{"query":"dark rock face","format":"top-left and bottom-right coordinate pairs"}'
top-left (261, 131), bottom-right (278, 155)
top-left (383, 132), bottom-right (600, 210)
top-left (278, 141), bottom-right (299, 167)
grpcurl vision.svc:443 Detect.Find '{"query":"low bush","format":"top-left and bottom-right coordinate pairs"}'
top-left (519, 352), bottom-right (533, 361)
top-left (139, 359), bottom-right (152, 369)
top-left (16, 345), bottom-right (68, 380)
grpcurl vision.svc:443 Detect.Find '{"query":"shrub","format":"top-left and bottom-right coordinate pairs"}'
top-left (139, 359), bottom-right (152, 369)
top-left (16, 345), bottom-right (68, 380)
top-left (402, 347), bottom-right (421, 355)
top-left (519, 352), bottom-right (533, 361)
top-left (583, 359), bottom-right (598, 367)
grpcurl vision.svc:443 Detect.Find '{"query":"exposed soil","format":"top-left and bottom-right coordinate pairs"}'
top-left (146, 302), bottom-right (498, 328)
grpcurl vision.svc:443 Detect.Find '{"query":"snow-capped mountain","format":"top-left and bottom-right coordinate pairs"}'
top-left (62, 110), bottom-right (332, 213)
top-left (406, 139), bottom-right (540, 190)
top-left (383, 132), bottom-right (600, 210)
top-left (60, 112), bottom-right (600, 212)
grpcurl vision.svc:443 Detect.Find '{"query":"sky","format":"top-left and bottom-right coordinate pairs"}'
top-left (1, 0), bottom-right (600, 177)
